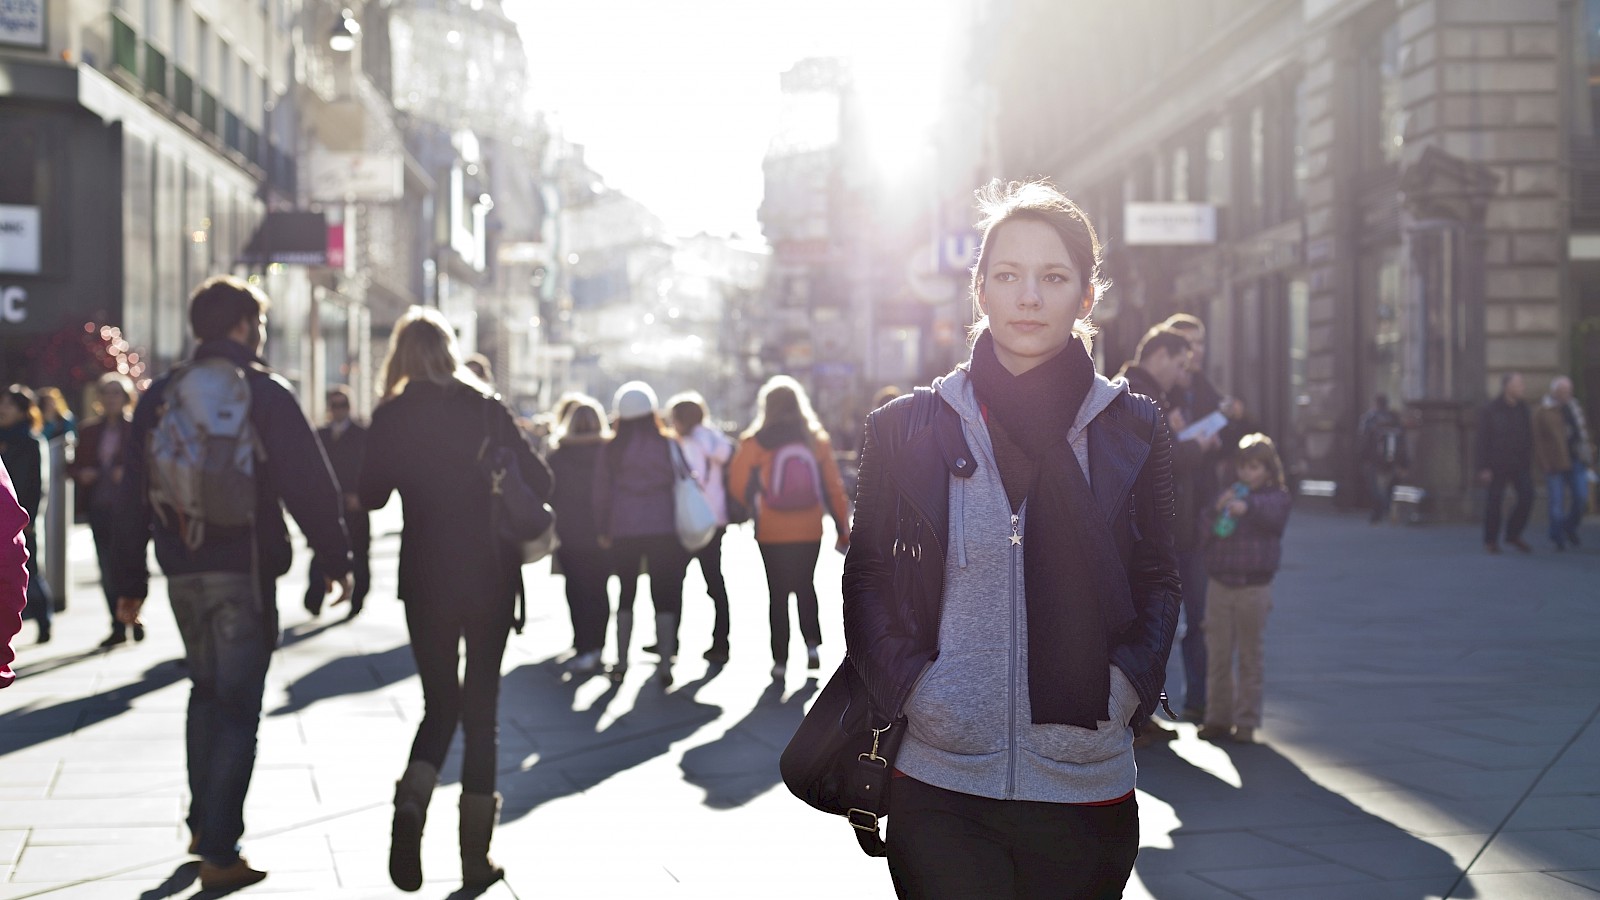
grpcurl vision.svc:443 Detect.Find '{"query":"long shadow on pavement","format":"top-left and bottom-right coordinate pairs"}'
top-left (265, 644), bottom-right (415, 717)
top-left (494, 659), bottom-right (723, 825)
top-left (1134, 741), bottom-right (1474, 898)
top-left (0, 658), bottom-right (187, 756)
top-left (680, 676), bottom-right (818, 809)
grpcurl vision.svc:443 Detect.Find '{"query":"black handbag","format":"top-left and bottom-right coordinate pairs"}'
top-left (779, 658), bottom-right (905, 857)
top-left (478, 396), bottom-right (555, 548)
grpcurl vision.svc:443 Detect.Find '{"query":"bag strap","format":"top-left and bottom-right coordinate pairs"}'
top-left (479, 395), bottom-right (526, 635)
top-left (847, 718), bottom-right (898, 856)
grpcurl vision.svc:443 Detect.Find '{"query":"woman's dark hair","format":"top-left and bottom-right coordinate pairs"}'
top-left (2, 384), bottom-right (42, 433)
top-left (1135, 327), bottom-right (1191, 365)
top-left (1236, 433), bottom-right (1285, 489)
top-left (969, 179), bottom-right (1107, 344)
top-left (189, 275), bottom-right (269, 342)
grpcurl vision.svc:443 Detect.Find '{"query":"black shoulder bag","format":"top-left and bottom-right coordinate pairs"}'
top-left (478, 394), bottom-right (556, 632)
top-left (779, 386), bottom-right (937, 857)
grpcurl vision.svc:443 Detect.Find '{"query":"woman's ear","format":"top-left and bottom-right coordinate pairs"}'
top-left (1078, 286), bottom-right (1095, 320)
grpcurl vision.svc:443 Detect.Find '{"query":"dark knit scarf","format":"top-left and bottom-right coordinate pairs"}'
top-left (968, 330), bottom-right (1129, 728)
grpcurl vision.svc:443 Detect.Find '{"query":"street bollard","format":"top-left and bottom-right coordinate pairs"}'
top-left (45, 434), bottom-right (72, 612)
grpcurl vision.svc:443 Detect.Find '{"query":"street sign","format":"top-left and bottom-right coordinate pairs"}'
top-left (307, 152), bottom-right (404, 202)
top-left (0, 205), bottom-right (41, 274)
top-left (1125, 202), bottom-right (1217, 245)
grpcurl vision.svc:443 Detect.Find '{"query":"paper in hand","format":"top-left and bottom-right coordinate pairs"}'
top-left (1176, 410), bottom-right (1228, 443)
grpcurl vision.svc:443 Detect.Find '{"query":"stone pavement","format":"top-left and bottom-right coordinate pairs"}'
top-left (0, 503), bottom-right (1596, 899)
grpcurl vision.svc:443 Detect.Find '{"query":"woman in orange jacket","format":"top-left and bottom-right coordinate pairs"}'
top-left (729, 375), bottom-right (851, 679)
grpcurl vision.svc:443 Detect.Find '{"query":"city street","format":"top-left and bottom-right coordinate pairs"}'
top-left (1, 503), bottom-right (1597, 899)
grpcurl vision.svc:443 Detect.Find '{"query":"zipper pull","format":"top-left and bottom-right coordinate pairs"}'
top-left (1009, 513), bottom-right (1022, 547)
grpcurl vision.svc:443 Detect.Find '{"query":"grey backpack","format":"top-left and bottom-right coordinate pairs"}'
top-left (147, 357), bottom-right (265, 550)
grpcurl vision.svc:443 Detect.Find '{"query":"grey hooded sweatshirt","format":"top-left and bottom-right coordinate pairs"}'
top-left (894, 366), bottom-right (1144, 803)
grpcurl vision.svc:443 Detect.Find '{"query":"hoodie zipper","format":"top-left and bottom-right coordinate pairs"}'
top-left (1007, 508), bottom-right (1022, 799)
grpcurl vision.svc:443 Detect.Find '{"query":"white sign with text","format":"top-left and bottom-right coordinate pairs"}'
top-left (0, 0), bottom-right (45, 47)
top-left (1125, 203), bottom-right (1217, 246)
top-left (0, 206), bottom-right (41, 274)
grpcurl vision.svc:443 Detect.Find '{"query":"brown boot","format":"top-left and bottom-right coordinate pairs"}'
top-left (389, 760), bottom-right (439, 892)
top-left (459, 792), bottom-right (506, 888)
top-left (199, 857), bottom-right (266, 891)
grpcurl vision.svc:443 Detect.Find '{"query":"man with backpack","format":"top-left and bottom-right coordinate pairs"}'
top-left (113, 276), bottom-right (352, 891)
top-left (1357, 393), bottom-right (1409, 525)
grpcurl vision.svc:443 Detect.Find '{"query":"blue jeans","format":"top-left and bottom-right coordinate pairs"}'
top-left (1177, 548), bottom-right (1208, 713)
top-left (1547, 463), bottom-right (1588, 546)
top-left (167, 572), bottom-right (272, 867)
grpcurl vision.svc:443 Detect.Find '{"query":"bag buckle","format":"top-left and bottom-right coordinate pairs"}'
top-left (847, 808), bottom-right (880, 832)
top-left (859, 722), bottom-right (894, 767)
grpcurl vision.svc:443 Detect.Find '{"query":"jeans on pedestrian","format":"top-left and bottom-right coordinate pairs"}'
top-left (88, 508), bottom-right (120, 635)
top-left (403, 597), bottom-right (512, 795)
top-left (1203, 578), bottom-right (1272, 731)
top-left (610, 534), bottom-right (690, 618)
top-left (167, 572), bottom-right (272, 867)
top-left (1364, 464), bottom-right (1396, 523)
top-left (1176, 548), bottom-right (1208, 713)
top-left (1483, 469), bottom-right (1534, 544)
top-left (887, 776), bottom-right (1139, 899)
top-left (692, 527), bottom-right (730, 650)
top-left (1546, 463), bottom-right (1588, 546)
top-left (758, 541), bottom-right (822, 664)
top-left (304, 513), bottom-right (370, 613)
top-left (557, 545), bottom-right (611, 655)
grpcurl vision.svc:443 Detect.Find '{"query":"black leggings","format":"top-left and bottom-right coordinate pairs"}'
top-left (558, 546), bottom-right (611, 655)
top-left (610, 534), bottom-right (690, 617)
top-left (758, 541), bottom-right (822, 663)
top-left (692, 528), bottom-right (730, 648)
top-left (403, 599), bottom-right (511, 794)
top-left (887, 776), bottom-right (1139, 899)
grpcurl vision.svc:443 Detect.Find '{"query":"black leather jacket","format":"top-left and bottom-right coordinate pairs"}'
top-left (842, 386), bottom-right (1181, 728)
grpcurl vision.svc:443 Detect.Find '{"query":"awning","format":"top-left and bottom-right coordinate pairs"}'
top-left (240, 211), bottom-right (329, 266)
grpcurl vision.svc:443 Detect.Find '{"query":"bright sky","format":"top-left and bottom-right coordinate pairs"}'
top-left (501, 0), bottom-right (965, 239)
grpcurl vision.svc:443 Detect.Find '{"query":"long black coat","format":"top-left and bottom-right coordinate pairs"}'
top-left (359, 380), bottom-right (552, 609)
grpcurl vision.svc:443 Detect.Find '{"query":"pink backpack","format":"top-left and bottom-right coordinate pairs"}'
top-left (765, 441), bottom-right (823, 511)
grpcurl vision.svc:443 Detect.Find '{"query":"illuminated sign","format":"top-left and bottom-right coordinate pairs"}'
top-left (0, 205), bottom-right (41, 274)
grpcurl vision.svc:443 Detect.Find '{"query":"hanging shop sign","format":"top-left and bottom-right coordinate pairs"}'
top-left (1125, 203), bottom-right (1217, 246)
top-left (0, 205), bottom-right (41, 274)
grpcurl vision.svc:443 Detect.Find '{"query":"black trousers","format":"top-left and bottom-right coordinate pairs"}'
top-left (691, 527), bottom-right (730, 650)
top-left (403, 598), bottom-right (511, 795)
top-left (558, 545), bottom-right (611, 655)
top-left (1483, 469), bottom-right (1534, 544)
top-left (610, 534), bottom-right (690, 617)
top-left (758, 541), bottom-right (822, 663)
top-left (887, 777), bottom-right (1139, 900)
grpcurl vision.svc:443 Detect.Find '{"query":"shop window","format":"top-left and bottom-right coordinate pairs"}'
top-left (1288, 277), bottom-right (1310, 425)
top-left (1361, 20), bottom-right (1405, 172)
top-left (1361, 245), bottom-right (1407, 403)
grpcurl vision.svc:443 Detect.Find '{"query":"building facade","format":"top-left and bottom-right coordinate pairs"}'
top-left (970, 0), bottom-right (1590, 517)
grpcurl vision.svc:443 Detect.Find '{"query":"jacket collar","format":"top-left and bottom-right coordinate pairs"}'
top-left (194, 339), bottom-right (263, 369)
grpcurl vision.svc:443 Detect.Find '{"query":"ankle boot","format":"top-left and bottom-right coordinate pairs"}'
top-left (654, 613), bottom-right (679, 684)
top-left (612, 610), bottom-right (633, 678)
top-left (389, 760), bottom-right (438, 892)
top-left (459, 792), bottom-right (506, 888)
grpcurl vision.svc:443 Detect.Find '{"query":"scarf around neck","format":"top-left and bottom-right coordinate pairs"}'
top-left (968, 330), bottom-right (1131, 728)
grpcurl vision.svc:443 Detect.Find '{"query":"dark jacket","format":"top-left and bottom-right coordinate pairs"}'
top-left (1203, 485), bottom-right (1292, 586)
top-left (1356, 407), bottom-right (1409, 471)
top-left (317, 421), bottom-right (368, 495)
top-left (548, 438), bottom-right (603, 550)
top-left (358, 380), bottom-right (551, 608)
top-left (592, 423), bottom-right (676, 540)
top-left (66, 413), bottom-right (133, 516)
top-left (1121, 365), bottom-right (1206, 550)
top-left (0, 425), bottom-right (42, 520)
top-left (113, 339), bottom-right (353, 599)
top-left (0, 459), bottom-right (27, 689)
top-left (842, 381), bottom-right (1182, 730)
top-left (1476, 397), bottom-right (1533, 476)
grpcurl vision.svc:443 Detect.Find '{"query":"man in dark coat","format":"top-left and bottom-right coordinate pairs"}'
top-left (1118, 327), bottom-right (1219, 744)
top-left (1476, 372), bottom-right (1534, 554)
top-left (305, 385), bottom-right (370, 617)
top-left (113, 276), bottom-right (352, 891)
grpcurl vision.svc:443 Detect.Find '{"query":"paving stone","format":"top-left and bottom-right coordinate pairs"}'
top-left (1456, 871), bottom-right (1600, 898)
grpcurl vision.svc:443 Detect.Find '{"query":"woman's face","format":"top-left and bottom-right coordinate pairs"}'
top-left (100, 386), bottom-right (128, 415)
top-left (978, 218), bottom-right (1093, 376)
top-left (0, 398), bottom-right (21, 429)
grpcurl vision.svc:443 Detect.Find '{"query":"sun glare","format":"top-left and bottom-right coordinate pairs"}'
top-left (503, 0), bottom-right (966, 236)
